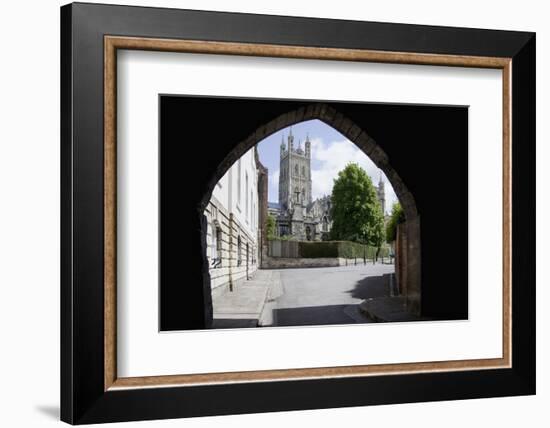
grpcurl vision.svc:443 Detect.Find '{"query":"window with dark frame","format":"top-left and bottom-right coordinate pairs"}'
top-left (237, 235), bottom-right (242, 266)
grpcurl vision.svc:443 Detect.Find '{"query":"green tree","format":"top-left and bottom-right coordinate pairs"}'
top-left (385, 202), bottom-right (405, 243)
top-left (266, 214), bottom-right (277, 240)
top-left (330, 163), bottom-right (385, 247)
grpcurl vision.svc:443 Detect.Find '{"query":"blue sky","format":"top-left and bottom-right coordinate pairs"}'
top-left (256, 119), bottom-right (397, 214)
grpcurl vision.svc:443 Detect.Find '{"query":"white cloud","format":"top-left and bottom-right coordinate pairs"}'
top-left (309, 138), bottom-right (398, 213)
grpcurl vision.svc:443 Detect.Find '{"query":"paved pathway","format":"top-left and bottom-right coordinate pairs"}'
top-left (271, 263), bottom-right (395, 327)
top-left (212, 269), bottom-right (276, 328)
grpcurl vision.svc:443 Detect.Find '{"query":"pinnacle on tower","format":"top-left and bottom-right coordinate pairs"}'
top-left (305, 133), bottom-right (311, 158)
top-left (288, 126), bottom-right (294, 149)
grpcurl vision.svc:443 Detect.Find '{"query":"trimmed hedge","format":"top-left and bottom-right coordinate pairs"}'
top-left (299, 241), bottom-right (339, 258)
top-left (298, 240), bottom-right (389, 259)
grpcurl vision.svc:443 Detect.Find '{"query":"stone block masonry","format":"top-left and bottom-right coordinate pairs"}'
top-left (261, 256), bottom-right (374, 269)
top-left (204, 195), bottom-right (259, 292)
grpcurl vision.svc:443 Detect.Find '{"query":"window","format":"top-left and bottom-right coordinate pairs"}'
top-left (237, 236), bottom-right (242, 266)
top-left (302, 165), bottom-right (305, 176)
top-left (216, 227), bottom-right (222, 257)
top-left (211, 223), bottom-right (222, 268)
top-left (294, 164), bottom-right (298, 175)
top-left (211, 223), bottom-right (217, 259)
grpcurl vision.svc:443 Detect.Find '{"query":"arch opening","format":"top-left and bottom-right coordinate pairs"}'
top-left (201, 104), bottom-right (421, 328)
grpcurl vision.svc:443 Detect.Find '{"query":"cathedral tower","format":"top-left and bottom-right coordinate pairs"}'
top-left (278, 128), bottom-right (313, 211)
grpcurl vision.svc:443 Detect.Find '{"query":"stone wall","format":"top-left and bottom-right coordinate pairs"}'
top-left (256, 151), bottom-right (269, 267)
top-left (262, 256), bottom-right (365, 269)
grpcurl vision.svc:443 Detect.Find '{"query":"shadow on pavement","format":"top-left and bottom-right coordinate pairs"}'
top-left (348, 273), bottom-right (393, 300)
top-left (273, 304), bottom-right (361, 326)
top-left (212, 318), bottom-right (258, 329)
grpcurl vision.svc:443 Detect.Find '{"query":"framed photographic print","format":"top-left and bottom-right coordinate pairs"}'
top-left (60, 2), bottom-right (535, 424)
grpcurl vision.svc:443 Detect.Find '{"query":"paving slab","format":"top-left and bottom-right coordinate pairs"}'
top-left (212, 269), bottom-right (279, 328)
top-left (213, 284), bottom-right (268, 315)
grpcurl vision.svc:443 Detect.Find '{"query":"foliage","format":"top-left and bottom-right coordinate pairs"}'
top-left (299, 241), bottom-right (340, 258)
top-left (329, 163), bottom-right (385, 247)
top-left (266, 214), bottom-right (277, 240)
top-left (385, 202), bottom-right (405, 243)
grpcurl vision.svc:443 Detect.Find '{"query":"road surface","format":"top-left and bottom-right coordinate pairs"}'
top-left (270, 263), bottom-right (395, 327)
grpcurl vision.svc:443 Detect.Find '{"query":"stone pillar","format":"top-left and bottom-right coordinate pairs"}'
top-left (406, 215), bottom-right (422, 315)
top-left (395, 222), bottom-right (407, 296)
top-left (200, 213), bottom-right (213, 328)
top-left (395, 216), bottom-right (421, 316)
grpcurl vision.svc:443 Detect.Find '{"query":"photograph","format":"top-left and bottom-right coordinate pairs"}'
top-left (160, 95), bottom-right (469, 330)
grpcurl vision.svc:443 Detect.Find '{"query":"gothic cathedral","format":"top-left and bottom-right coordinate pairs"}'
top-left (268, 128), bottom-right (387, 241)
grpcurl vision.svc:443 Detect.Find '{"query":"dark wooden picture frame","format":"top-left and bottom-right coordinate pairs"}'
top-left (61, 2), bottom-right (535, 424)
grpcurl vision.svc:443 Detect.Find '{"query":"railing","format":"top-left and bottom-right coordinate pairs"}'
top-left (268, 240), bottom-right (300, 258)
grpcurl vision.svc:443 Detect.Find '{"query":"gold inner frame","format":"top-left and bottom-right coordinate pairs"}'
top-left (104, 35), bottom-right (512, 391)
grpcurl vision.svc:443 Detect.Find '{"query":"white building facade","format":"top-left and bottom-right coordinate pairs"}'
top-left (204, 147), bottom-right (260, 294)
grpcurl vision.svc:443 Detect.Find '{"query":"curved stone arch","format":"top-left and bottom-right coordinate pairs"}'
top-left (200, 103), bottom-right (417, 222)
top-left (201, 103), bottom-right (422, 316)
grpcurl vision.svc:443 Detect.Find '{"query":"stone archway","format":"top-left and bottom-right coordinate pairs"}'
top-left (200, 103), bottom-right (421, 319)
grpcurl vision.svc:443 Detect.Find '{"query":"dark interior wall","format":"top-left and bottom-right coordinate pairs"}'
top-left (160, 95), bottom-right (468, 330)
